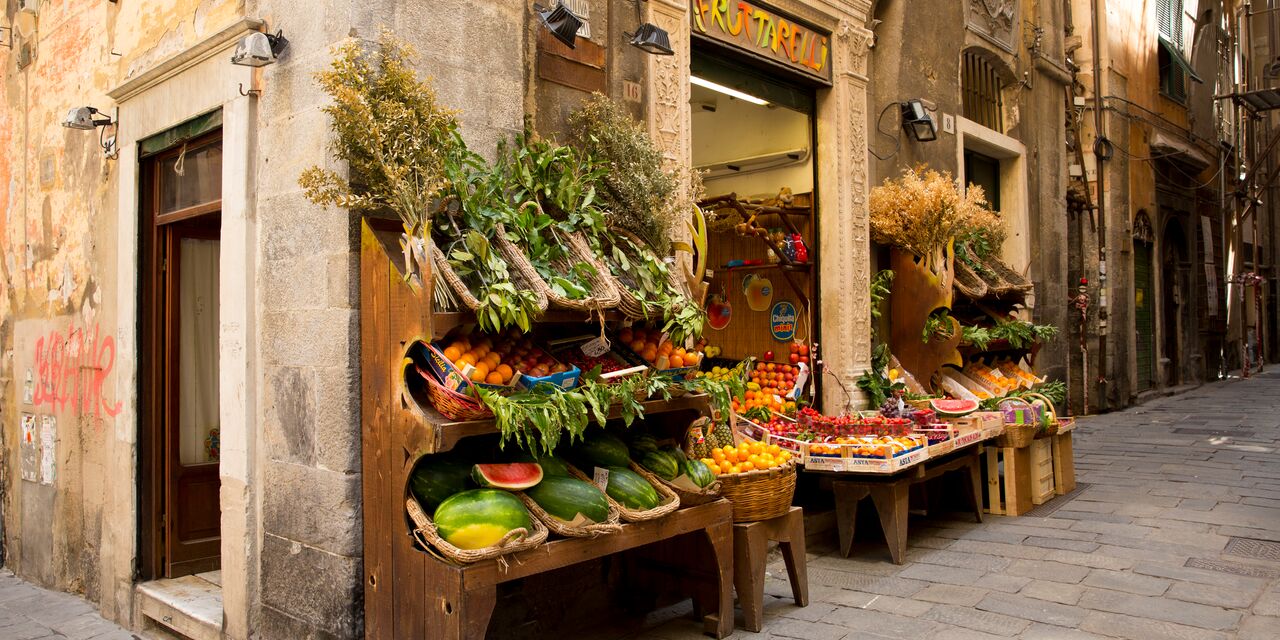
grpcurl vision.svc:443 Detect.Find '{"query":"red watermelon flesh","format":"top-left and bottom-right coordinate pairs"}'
top-left (930, 398), bottom-right (980, 417)
top-left (472, 463), bottom-right (544, 490)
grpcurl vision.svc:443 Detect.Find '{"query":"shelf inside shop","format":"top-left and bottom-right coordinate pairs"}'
top-left (431, 309), bottom-right (625, 340)
top-left (719, 262), bottom-right (811, 273)
top-left (400, 392), bottom-right (711, 455)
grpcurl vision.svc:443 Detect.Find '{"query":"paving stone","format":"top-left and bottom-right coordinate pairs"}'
top-left (1044, 549), bottom-right (1136, 570)
top-left (1020, 622), bottom-right (1110, 639)
top-left (972, 573), bottom-right (1034, 594)
top-left (861, 594), bottom-right (934, 618)
top-left (897, 563), bottom-right (986, 586)
top-left (807, 569), bottom-right (927, 597)
top-left (974, 592), bottom-right (1087, 627)
top-left (1077, 589), bottom-right (1243, 630)
top-left (1236, 614), bottom-right (1280, 640)
top-left (1165, 581), bottom-right (1261, 609)
top-left (924, 626), bottom-right (1007, 640)
top-left (767, 618), bottom-right (850, 640)
top-left (1022, 537), bottom-right (1101, 553)
top-left (1250, 586), bottom-right (1280, 616)
top-left (1131, 561), bottom-right (1270, 590)
top-left (1004, 559), bottom-right (1091, 584)
top-left (1080, 568), bottom-right (1173, 596)
top-left (947, 539), bottom-right (1052, 560)
top-left (902, 549), bottom-right (1012, 573)
top-left (1019, 580), bottom-right (1085, 606)
top-left (1078, 611), bottom-right (1230, 640)
top-left (914, 584), bottom-right (989, 607)
top-left (921, 603), bottom-right (1030, 636)
top-left (823, 606), bottom-right (939, 639)
top-left (956, 528), bottom-right (1031, 545)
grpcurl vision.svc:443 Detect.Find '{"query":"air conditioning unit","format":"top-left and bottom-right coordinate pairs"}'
top-left (17, 0), bottom-right (38, 16)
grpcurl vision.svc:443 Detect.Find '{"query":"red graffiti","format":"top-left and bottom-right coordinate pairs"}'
top-left (32, 323), bottom-right (122, 419)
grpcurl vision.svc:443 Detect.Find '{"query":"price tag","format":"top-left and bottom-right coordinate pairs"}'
top-left (581, 336), bottom-right (611, 358)
top-left (592, 467), bottom-right (610, 491)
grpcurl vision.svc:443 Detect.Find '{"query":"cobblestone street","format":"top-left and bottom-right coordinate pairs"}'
top-left (0, 570), bottom-right (133, 640)
top-left (635, 372), bottom-right (1280, 639)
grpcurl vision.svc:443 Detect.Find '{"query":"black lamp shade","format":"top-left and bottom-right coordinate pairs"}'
top-left (538, 2), bottom-right (582, 49)
top-left (901, 100), bottom-right (938, 142)
top-left (629, 23), bottom-right (673, 55)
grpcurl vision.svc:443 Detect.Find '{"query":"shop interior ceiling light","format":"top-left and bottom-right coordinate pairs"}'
top-left (628, 23), bottom-right (673, 55)
top-left (690, 75), bottom-right (768, 106)
top-left (537, 1), bottom-right (582, 49)
top-left (231, 30), bottom-right (288, 67)
top-left (61, 106), bottom-right (112, 131)
top-left (900, 99), bottom-right (938, 142)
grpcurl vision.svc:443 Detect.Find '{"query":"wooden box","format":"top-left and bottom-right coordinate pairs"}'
top-left (1030, 438), bottom-right (1055, 504)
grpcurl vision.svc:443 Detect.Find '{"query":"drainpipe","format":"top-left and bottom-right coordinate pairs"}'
top-left (1091, 0), bottom-right (1109, 410)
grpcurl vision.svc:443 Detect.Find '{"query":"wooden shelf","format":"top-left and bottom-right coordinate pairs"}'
top-left (719, 262), bottom-right (811, 273)
top-left (401, 393), bottom-right (711, 456)
top-left (431, 309), bottom-right (625, 340)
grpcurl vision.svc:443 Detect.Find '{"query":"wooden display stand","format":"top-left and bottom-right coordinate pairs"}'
top-left (359, 218), bottom-right (735, 639)
top-left (983, 444), bottom-right (1033, 516)
top-left (733, 506), bottom-right (808, 632)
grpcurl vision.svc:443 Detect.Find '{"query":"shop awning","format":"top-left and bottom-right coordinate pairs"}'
top-left (1150, 130), bottom-right (1214, 172)
top-left (1158, 36), bottom-right (1204, 84)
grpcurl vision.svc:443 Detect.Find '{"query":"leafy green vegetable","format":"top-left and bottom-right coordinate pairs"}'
top-left (961, 325), bottom-right (993, 350)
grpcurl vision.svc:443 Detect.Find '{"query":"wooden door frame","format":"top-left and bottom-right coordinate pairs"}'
top-left (137, 130), bottom-right (223, 581)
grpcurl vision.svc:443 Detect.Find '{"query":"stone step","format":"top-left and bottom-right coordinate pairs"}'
top-left (136, 573), bottom-right (223, 640)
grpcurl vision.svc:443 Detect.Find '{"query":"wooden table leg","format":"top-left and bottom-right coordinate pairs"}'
top-left (967, 449), bottom-right (984, 523)
top-left (461, 586), bottom-right (497, 640)
top-left (985, 446), bottom-right (1003, 515)
top-left (869, 480), bottom-right (911, 565)
top-left (704, 519), bottom-right (736, 639)
top-left (1053, 431), bottom-right (1076, 495)
top-left (778, 508), bottom-right (809, 607)
top-left (733, 523), bottom-right (768, 632)
top-left (833, 481), bottom-right (868, 558)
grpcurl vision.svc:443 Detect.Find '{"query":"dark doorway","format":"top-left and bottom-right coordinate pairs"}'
top-left (963, 149), bottom-right (1001, 212)
top-left (1135, 240), bottom-right (1155, 392)
top-left (1161, 219), bottom-right (1188, 387)
top-left (139, 132), bottom-right (223, 579)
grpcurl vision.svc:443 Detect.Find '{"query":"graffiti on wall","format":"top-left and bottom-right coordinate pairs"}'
top-left (30, 323), bottom-right (122, 420)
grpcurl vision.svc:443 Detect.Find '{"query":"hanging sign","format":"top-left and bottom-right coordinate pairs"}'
top-left (743, 274), bottom-right (773, 311)
top-left (770, 301), bottom-right (797, 341)
top-left (690, 0), bottom-right (832, 84)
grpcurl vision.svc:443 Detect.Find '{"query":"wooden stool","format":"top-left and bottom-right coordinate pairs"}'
top-left (732, 506), bottom-right (808, 632)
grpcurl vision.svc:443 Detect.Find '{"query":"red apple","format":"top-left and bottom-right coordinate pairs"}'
top-left (764, 350), bottom-right (775, 360)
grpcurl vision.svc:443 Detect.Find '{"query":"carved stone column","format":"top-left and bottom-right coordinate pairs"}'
top-left (645, 0), bottom-right (692, 168)
top-left (817, 22), bottom-right (874, 411)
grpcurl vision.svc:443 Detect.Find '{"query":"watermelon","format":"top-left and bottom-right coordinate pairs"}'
top-left (433, 489), bottom-right (533, 550)
top-left (930, 398), bottom-right (980, 417)
top-left (472, 463), bottom-right (544, 490)
top-left (629, 435), bottom-right (660, 457)
top-left (639, 450), bottom-right (680, 481)
top-left (683, 459), bottom-right (716, 489)
top-left (409, 459), bottom-right (474, 514)
top-left (525, 476), bottom-right (610, 525)
top-left (572, 430), bottom-right (632, 468)
top-left (605, 467), bottom-right (661, 510)
top-left (505, 450), bottom-right (571, 477)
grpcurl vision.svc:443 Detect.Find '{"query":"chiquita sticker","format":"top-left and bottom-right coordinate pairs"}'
top-left (770, 301), bottom-right (797, 340)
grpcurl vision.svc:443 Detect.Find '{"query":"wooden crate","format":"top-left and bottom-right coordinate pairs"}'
top-left (983, 445), bottom-right (1034, 516)
top-left (1053, 430), bottom-right (1076, 495)
top-left (1030, 439), bottom-right (1055, 504)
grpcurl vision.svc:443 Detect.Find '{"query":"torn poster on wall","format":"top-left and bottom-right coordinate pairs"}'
top-left (40, 415), bottom-right (56, 485)
top-left (20, 414), bottom-right (37, 482)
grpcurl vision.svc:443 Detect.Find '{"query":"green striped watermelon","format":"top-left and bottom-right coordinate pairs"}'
top-left (639, 450), bottom-right (680, 481)
top-left (573, 430), bottom-right (631, 468)
top-left (504, 450), bottom-right (571, 477)
top-left (525, 476), bottom-right (610, 525)
top-left (409, 459), bottom-right (474, 515)
top-left (683, 459), bottom-right (716, 488)
top-left (433, 489), bottom-right (533, 550)
top-left (606, 467), bottom-right (660, 510)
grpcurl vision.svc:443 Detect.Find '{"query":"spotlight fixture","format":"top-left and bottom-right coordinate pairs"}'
top-left (627, 23), bottom-right (673, 55)
top-left (900, 99), bottom-right (937, 142)
top-left (61, 106), bottom-right (112, 131)
top-left (536, 1), bottom-right (582, 49)
top-left (231, 30), bottom-right (288, 67)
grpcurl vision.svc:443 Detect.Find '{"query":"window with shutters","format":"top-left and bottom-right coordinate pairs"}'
top-left (962, 51), bottom-right (1004, 132)
top-left (1157, 0), bottom-right (1188, 103)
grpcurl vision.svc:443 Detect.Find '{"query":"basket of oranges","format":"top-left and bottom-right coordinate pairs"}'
top-left (697, 439), bottom-right (797, 522)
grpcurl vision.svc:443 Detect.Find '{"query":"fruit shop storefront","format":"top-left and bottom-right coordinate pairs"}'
top-left (349, 1), bottom-right (880, 638)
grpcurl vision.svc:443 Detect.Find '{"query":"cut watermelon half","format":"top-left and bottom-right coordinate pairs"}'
top-left (930, 398), bottom-right (980, 417)
top-left (472, 463), bottom-right (544, 490)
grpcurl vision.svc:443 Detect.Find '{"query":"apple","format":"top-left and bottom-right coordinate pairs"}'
top-left (764, 350), bottom-right (775, 360)
top-left (790, 353), bottom-right (800, 364)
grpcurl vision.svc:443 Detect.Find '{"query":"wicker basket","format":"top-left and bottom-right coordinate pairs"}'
top-left (994, 422), bottom-right (1036, 448)
top-left (1023, 392), bottom-right (1061, 439)
top-left (632, 462), bottom-right (722, 507)
top-left (566, 464), bottom-right (680, 523)
top-left (494, 224), bottom-right (621, 312)
top-left (717, 459), bottom-right (797, 523)
top-left (516, 491), bottom-right (623, 538)
top-left (406, 498), bottom-right (548, 564)
top-left (601, 228), bottom-right (668, 321)
top-left (401, 356), bottom-right (493, 421)
top-left (429, 235), bottom-right (549, 316)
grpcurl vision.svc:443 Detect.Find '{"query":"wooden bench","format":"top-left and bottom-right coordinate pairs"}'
top-left (732, 506), bottom-right (808, 632)
top-left (828, 445), bottom-right (984, 564)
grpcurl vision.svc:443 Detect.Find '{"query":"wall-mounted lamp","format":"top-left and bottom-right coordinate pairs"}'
top-left (900, 99), bottom-right (937, 142)
top-left (61, 106), bottom-right (118, 158)
top-left (628, 23), bottom-right (673, 55)
top-left (536, 1), bottom-right (582, 49)
top-left (17, 0), bottom-right (38, 17)
top-left (231, 30), bottom-right (288, 67)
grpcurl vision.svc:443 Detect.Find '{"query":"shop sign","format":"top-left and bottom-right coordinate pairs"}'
top-left (770, 301), bottom-right (797, 341)
top-left (691, 0), bottom-right (832, 83)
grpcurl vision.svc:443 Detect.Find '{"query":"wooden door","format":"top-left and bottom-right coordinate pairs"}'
top-left (1134, 241), bottom-right (1155, 392)
top-left (140, 133), bottom-right (223, 578)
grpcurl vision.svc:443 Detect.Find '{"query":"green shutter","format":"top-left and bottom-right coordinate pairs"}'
top-left (139, 109), bottom-right (223, 157)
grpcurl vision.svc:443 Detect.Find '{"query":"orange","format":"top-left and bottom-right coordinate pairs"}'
top-left (496, 364), bottom-right (514, 381)
top-left (485, 372), bottom-right (505, 385)
top-left (669, 355), bottom-right (685, 368)
top-left (750, 443), bottom-right (765, 455)
top-left (672, 347), bottom-right (687, 360)
top-left (740, 461), bottom-right (755, 472)
top-left (711, 449), bottom-right (726, 462)
top-left (470, 363), bottom-right (490, 382)
top-left (768, 444), bottom-right (782, 456)
top-left (658, 342), bottom-right (673, 356)
top-left (730, 464), bottom-right (742, 474)
top-left (747, 454), bottom-right (761, 468)
top-left (443, 346), bottom-right (462, 362)
top-left (719, 461), bottom-right (733, 474)
top-left (642, 347), bottom-right (658, 362)
top-left (457, 354), bottom-right (476, 367)
top-left (472, 345), bottom-right (490, 358)
top-left (484, 352), bottom-right (502, 367)
top-left (724, 449), bottom-right (739, 463)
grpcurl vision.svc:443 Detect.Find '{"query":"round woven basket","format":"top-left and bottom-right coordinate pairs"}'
top-left (401, 356), bottom-right (492, 421)
top-left (717, 459), bottom-right (797, 523)
top-left (632, 463), bottom-right (722, 507)
top-left (406, 498), bottom-right (548, 565)
top-left (1023, 392), bottom-right (1061, 439)
top-left (494, 224), bottom-right (621, 312)
top-left (600, 228), bottom-right (668, 321)
top-left (516, 491), bottom-right (623, 538)
top-left (429, 236), bottom-right (548, 315)
top-left (994, 422), bottom-right (1036, 448)
top-left (566, 464), bottom-right (681, 523)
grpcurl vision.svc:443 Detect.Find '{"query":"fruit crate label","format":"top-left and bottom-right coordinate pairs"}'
top-left (581, 336), bottom-right (611, 358)
top-left (592, 467), bottom-right (609, 491)
top-left (953, 430), bottom-right (983, 448)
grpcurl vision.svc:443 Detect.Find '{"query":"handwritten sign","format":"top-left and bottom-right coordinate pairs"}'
top-left (770, 301), bottom-right (797, 341)
top-left (691, 0), bottom-right (831, 83)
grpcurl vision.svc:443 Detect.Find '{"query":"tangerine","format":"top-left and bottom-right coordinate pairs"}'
top-left (740, 461), bottom-right (755, 472)
top-left (469, 363), bottom-right (490, 382)
top-left (443, 346), bottom-right (463, 362)
top-left (485, 372), bottom-right (505, 385)
top-left (669, 355), bottom-right (685, 368)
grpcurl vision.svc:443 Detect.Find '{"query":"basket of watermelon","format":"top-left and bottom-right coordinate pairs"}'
top-left (406, 485), bottom-right (548, 564)
top-left (567, 430), bottom-right (681, 522)
top-left (489, 455), bottom-right (623, 538)
top-left (628, 432), bottom-right (721, 506)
